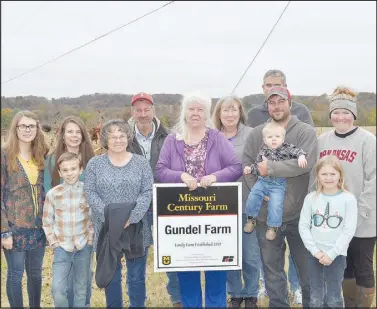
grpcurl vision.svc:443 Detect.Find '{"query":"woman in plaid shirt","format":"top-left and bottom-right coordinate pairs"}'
top-left (1, 110), bottom-right (49, 309)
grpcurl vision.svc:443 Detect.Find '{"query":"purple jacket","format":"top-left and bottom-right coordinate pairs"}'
top-left (156, 128), bottom-right (242, 183)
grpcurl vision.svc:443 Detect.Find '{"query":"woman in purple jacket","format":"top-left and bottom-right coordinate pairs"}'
top-left (155, 92), bottom-right (242, 308)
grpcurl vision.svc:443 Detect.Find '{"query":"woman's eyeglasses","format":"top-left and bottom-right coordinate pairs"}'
top-left (17, 124), bottom-right (37, 132)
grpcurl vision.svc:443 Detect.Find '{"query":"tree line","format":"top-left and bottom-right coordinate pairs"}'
top-left (1, 92), bottom-right (376, 131)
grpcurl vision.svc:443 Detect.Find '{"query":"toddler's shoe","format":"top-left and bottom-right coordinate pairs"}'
top-left (266, 226), bottom-right (278, 240)
top-left (244, 216), bottom-right (257, 233)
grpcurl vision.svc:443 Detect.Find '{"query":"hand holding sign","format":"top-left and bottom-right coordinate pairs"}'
top-left (181, 172), bottom-right (198, 191)
top-left (200, 175), bottom-right (217, 188)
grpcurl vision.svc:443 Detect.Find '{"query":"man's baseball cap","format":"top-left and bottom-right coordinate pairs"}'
top-left (266, 86), bottom-right (291, 101)
top-left (131, 92), bottom-right (153, 105)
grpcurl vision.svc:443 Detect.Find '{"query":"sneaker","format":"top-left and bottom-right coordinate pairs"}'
top-left (244, 217), bottom-right (257, 233)
top-left (244, 296), bottom-right (258, 308)
top-left (266, 227), bottom-right (278, 240)
top-left (228, 297), bottom-right (243, 308)
top-left (293, 289), bottom-right (302, 305)
top-left (257, 286), bottom-right (268, 300)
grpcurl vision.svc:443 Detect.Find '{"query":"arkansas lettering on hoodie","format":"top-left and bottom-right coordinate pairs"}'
top-left (243, 116), bottom-right (318, 222)
top-left (311, 127), bottom-right (376, 238)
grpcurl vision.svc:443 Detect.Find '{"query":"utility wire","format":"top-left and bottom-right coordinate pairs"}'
top-left (2, 1), bottom-right (174, 85)
top-left (231, 1), bottom-right (291, 94)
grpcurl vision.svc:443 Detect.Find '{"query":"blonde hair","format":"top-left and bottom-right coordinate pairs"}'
top-left (262, 122), bottom-right (286, 138)
top-left (3, 110), bottom-right (49, 172)
top-left (315, 155), bottom-right (347, 195)
top-left (211, 95), bottom-right (247, 130)
top-left (328, 86), bottom-right (358, 103)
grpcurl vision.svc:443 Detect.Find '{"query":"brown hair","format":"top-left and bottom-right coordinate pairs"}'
top-left (99, 119), bottom-right (133, 150)
top-left (3, 110), bottom-right (49, 172)
top-left (212, 95), bottom-right (247, 130)
top-left (315, 155), bottom-right (347, 195)
top-left (57, 152), bottom-right (82, 170)
top-left (48, 116), bottom-right (94, 187)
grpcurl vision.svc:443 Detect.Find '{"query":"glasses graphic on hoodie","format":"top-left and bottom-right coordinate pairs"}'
top-left (313, 202), bottom-right (343, 229)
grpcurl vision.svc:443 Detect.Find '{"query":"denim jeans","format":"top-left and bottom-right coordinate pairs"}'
top-left (52, 243), bottom-right (93, 308)
top-left (256, 217), bottom-right (310, 307)
top-left (177, 270), bottom-right (227, 307)
top-left (147, 210), bottom-right (153, 233)
top-left (245, 176), bottom-right (287, 227)
top-left (288, 254), bottom-right (300, 292)
top-left (67, 250), bottom-right (94, 307)
top-left (105, 248), bottom-right (148, 308)
top-left (260, 253), bottom-right (300, 292)
top-left (227, 213), bottom-right (261, 298)
top-left (166, 272), bottom-right (181, 304)
top-left (309, 254), bottom-right (346, 308)
top-left (3, 245), bottom-right (45, 309)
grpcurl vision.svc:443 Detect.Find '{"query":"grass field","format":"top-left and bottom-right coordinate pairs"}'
top-left (1, 246), bottom-right (376, 308)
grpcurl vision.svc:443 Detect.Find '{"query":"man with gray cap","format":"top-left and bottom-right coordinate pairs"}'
top-left (248, 69), bottom-right (313, 304)
top-left (243, 86), bottom-right (318, 308)
top-left (243, 89), bottom-right (308, 241)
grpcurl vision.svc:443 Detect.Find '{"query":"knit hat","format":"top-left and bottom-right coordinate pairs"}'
top-left (265, 86), bottom-right (291, 101)
top-left (328, 88), bottom-right (357, 120)
top-left (131, 92), bottom-right (153, 105)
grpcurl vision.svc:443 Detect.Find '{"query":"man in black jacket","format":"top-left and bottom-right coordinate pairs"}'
top-left (127, 92), bottom-right (181, 307)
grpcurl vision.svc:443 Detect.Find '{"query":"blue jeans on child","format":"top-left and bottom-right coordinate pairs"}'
top-left (245, 176), bottom-right (287, 227)
top-left (308, 254), bottom-right (346, 308)
top-left (105, 248), bottom-right (149, 308)
top-left (3, 245), bottom-right (45, 309)
top-left (227, 214), bottom-right (261, 298)
top-left (52, 243), bottom-right (93, 308)
top-left (67, 250), bottom-right (94, 307)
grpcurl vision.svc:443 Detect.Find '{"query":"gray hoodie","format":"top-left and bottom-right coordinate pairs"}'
top-left (227, 123), bottom-right (253, 213)
top-left (312, 128), bottom-right (376, 238)
top-left (243, 116), bottom-right (318, 222)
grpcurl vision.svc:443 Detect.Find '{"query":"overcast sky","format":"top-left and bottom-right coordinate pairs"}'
top-left (1, 1), bottom-right (376, 99)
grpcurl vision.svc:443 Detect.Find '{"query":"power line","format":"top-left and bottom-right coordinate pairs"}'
top-left (2, 1), bottom-right (175, 85)
top-left (231, 1), bottom-right (291, 94)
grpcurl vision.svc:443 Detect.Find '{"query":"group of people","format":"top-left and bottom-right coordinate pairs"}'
top-left (1, 69), bottom-right (375, 309)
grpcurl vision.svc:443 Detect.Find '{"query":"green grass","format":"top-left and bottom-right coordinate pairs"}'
top-left (1, 246), bottom-right (376, 307)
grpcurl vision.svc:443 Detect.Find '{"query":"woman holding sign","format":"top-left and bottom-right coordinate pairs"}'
top-left (156, 92), bottom-right (242, 308)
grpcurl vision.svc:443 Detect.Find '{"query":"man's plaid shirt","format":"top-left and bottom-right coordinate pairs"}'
top-left (42, 181), bottom-right (94, 252)
top-left (250, 142), bottom-right (307, 175)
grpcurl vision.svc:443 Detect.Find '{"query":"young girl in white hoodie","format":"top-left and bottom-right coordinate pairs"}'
top-left (299, 155), bottom-right (357, 308)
